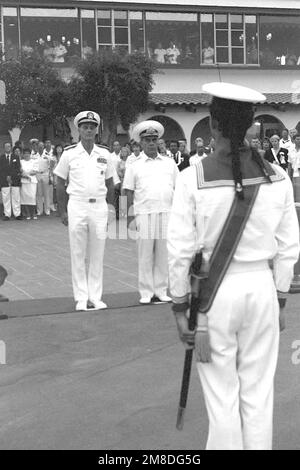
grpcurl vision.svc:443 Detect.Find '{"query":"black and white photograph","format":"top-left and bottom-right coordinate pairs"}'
top-left (0, 0), bottom-right (299, 453)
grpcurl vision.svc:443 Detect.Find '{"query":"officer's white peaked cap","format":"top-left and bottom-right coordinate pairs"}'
top-left (202, 82), bottom-right (266, 103)
top-left (74, 111), bottom-right (101, 128)
top-left (132, 120), bottom-right (164, 143)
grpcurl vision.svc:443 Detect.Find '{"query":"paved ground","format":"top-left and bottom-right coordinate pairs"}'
top-left (0, 215), bottom-right (138, 301)
top-left (0, 214), bottom-right (299, 450)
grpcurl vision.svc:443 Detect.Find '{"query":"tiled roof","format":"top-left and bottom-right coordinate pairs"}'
top-left (150, 92), bottom-right (300, 106)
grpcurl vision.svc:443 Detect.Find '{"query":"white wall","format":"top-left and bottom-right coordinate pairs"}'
top-left (84, 0), bottom-right (300, 10)
top-left (151, 68), bottom-right (300, 94)
top-left (133, 104), bottom-right (300, 147)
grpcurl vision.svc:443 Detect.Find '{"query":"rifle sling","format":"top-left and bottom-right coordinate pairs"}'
top-left (198, 184), bottom-right (260, 313)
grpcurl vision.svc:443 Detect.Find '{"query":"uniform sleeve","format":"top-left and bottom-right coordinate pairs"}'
top-left (172, 161), bottom-right (179, 187)
top-left (273, 174), bottom-right (300, 292)
top-left (53, 152), bottom-right (69, 180)
top-left (105, 154), bottom-right (115, 180)
top-left (167, 171), bottom-right (198, 302)
top-left (123, 163), bottom-right (135, 191)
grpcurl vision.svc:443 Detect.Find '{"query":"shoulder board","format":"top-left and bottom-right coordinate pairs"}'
top-left (63, 143), bottom-right (77, 151)
top-left (96, 144), bottom-right (109, 151)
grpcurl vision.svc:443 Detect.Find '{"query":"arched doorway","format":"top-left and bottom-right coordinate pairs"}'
top-left (148, 115), bottom-right (185, 144)
top-left (254, 114), bottom-right (285, 140)
top-left (190, 117), bottom-right (211, 151)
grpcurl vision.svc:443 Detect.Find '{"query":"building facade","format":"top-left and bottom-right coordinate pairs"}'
top-left (1, 0), bottom-right (300, 148)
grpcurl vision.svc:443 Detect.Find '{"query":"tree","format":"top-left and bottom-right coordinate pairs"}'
top-left (0, 54), bottom-right (73, 144)
top-left (69, 49), bottom-right (157, 146)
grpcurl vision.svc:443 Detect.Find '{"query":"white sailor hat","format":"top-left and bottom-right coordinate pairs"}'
top-left (132, 120), bottom-right (164, 143)
top-left (202, 82), bottom-right (266, 103)
top-left (74, 110), bottom-right (100, 128)
top-left (29, 138), bottom-right (39, 144)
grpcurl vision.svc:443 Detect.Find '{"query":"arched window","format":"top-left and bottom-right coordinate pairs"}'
top-left (190, 116), bottom-right (211, 150)
top-left (148, 115), bottom-right (185, 144)
top-left (254, 114), bottom-right (285, 140)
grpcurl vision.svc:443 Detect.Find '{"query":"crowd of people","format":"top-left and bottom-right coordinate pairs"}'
top-left (0, 126), bottom-right (300, 222)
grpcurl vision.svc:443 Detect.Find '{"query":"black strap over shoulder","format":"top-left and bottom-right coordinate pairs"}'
top-left (198, 183), bottom-right (260, 313)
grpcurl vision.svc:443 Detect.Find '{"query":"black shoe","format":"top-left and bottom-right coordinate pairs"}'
top-left (15, 215), bottom-right (23, 220)
top-left (151, 295), bottom-right (166, 304)
top-left (2, 216), bottom-right (9, 221)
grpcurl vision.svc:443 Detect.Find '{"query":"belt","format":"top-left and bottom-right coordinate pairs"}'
top-left (227, 260), bottom-right (269, 274)
top-left (69, 196), bottom-right (105, 203)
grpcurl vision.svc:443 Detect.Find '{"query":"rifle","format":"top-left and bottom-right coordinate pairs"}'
top-left (176, 250), bottom-right (204, 430)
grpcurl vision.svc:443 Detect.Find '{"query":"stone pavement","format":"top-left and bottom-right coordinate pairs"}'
top-left (0, 215), bottom-right (138, 301)
top-left (0, 214), bottom-right (299, 450)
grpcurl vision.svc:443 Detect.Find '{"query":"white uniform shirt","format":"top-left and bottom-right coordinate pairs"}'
top-left (36, 153), bottom-right (50, 173)
top-left (189, 153), bottom-right (207, 166)
top-left (289, 147), bottom-right (300, 177)
top-left (123, 152), bottom-right (179, 215)
top-left (110, 151), bottom-right (121, 170)
top-left (125, 153), bottom-right (141, 168)
top-left (54, 142), bottom-right (114, 199)
top-left (168, 163), bottom-right (300, 300)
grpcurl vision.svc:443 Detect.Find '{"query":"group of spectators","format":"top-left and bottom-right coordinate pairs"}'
top-left (0, 139), bottom-right (64, 221)
top-left (1, 127), bottom-right (299, 222)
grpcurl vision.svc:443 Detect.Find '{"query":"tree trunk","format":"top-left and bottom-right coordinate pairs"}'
top-left (101, 118), bottom-right (117, 148)
top-left (8, 126), bottom-right (22, 146)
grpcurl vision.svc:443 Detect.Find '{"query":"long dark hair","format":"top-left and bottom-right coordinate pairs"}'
top-left (210, 97), bottom-right (256, 199)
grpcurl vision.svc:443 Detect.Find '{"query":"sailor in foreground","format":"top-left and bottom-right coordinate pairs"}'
top-left (54, 111), bottom-right (115, 311)
top-left (167, 82), bottom-right (300, 450)
top-left (123, 120), bottom-right (179, 304)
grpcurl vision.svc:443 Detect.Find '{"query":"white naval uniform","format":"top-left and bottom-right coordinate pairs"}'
top-left (189, 153), bottom-right (207, 166)
top-left (167, 162), bottom-right (300, 450)
top-left (44, 149), bottom-right (56, 210)
top-left (123, 152), bottom-right (179, 298)
top-left (36, 153), bottom-right (51, 215)
top-left (54, 142), bottom-right (114, 304)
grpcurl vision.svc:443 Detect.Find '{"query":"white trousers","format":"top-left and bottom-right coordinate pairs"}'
top-left (36, 174), bottom-right (50, 214)
top-left (68, 198), bottom-right (108, 303)
top-left (1, 187), bottom-right (21, 217)
top-left (136, 212), bottom-right (169, 298)
top-left (197, 263), bottom-right (279, 450)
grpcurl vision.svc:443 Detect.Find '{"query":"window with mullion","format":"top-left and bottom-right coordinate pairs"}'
top-left (114, 10), bottom-right (128, 52)
top-left (215, 13), bottom-right (229, 63)
top-left (97, 9), bottom-right (112, 48)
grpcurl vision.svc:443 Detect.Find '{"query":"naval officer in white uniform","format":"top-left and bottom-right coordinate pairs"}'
top-left (54, 111), bottom-right (115, 311)
top-left (168, 83), bottom-right (300, 449)
top-left (123, 120), bottom-right (179, 304)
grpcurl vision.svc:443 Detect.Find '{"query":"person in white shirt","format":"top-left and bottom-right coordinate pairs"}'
top-left (279, 128), bottom-right (295, 154)
top-left (189, 137), bottom-right (207, 165)
top-left (36, 141), bottom-right (51, 216)
top-left (20, 148), bottom-right (38, 220)
top-left (168, 82), bottom-right (300, 450)
top-left (126, 142), bottom-right (142, 167)
top-left (154, 43), bottom-right (166, 64)
top-left (158, 138), bottom-right (172, 158)
top-left (110, 140), bottom-right (122, 219)
top-left (30, 138), bottom-right (39, 160)
top-left (44, 139), bottom-right (56, 212)
top-left (288, 134), bottom-right (300, 201)
top-left (123, 120), bottom-right (179, 304)
top-left (54, 111), bottom-right (115, 312)
top-left (165, 41), bottom-right (180, 64)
